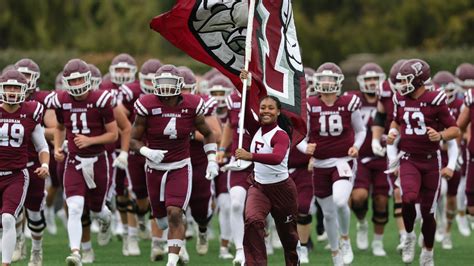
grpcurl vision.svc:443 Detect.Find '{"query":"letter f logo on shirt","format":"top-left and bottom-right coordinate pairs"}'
top-left (255, 141), bottom-right (265, 153)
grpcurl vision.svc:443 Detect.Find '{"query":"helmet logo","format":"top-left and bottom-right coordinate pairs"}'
top-left (411, 62), bottom-right (423, 76)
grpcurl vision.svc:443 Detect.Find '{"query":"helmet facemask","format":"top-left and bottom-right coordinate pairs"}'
top-left (63, 71), bottom-right (92, 97)
top-left (110, 63), bottom-right (137, 84)
top-left (152, 73), bottom-right (184, 97)
top-left (396, 73), bottom-right (416, 96)
top-left (314, 71), bottom-right (344, 94)
top-left (357, 71), bottom-right (386, 94)
top-left (16, 67), bottom-right (40, 91)
top-left (0, 80), bottom-right (27, 104)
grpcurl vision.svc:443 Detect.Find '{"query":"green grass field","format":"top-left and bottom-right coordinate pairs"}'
top-left (14, 211), bottom-right (474, 265)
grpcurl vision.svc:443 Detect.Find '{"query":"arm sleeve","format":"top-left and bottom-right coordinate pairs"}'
top-left (446, 139), bottom-right (459, 170)
top-left (252, 131), bottom-right (289, 165)
top-left (32, 124), bottom-right (49, 154)
top-left (351, 110), bottom-right (367, 150)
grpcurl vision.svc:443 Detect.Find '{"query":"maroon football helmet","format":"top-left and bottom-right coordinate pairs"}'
top-left (455, 63), bottom-right (474, 90)
top-left (205, 75), bottom-right (234, 107)
top-left (88, 64), bottom-right (102, 90)
top-left (14, 58), bottom-right (40, 91)
top-left (153, 65), bottom-right (184, 97)
top-left (357, 62), bottom-right (386, 94)
top-left (139, 59), bottom-right (162, 94)
top-left (314, 62), bottom-right (344, 94)
top-left (0, 70), bottom-right (28, 104)
top-left (396, 59), bottom-right (431, 96)
top-left (433, 71), bottom-right (459, 104)
top-left (109, 53), bottom-right (137, 84)
top-left (388, 59), bottom-right (407, 93)
top-left (62, 59), bottom-right (92, 97)
top-left (177, 66), bottom-right (197, 94)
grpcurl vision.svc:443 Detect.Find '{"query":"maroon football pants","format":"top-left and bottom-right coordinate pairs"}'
top-left (243, 178), bottom-right (299, 266)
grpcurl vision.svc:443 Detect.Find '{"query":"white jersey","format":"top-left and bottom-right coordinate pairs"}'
top-left (250, 126), bottom-right (289, 184)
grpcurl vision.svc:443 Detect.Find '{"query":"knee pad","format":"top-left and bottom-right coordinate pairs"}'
top-left (127, 199), bottom-right (138, 214)
top-left (393, 203), bottom-right (403, 218)
top-left (81, 210), bottom-right (92, 227)
top-left (136, 205), bottom-right (149, 217)
top-left (352, 198), bottom-right (368, 213)
top-left (2, 213), bottom-right (15, 230)
top-left (231, 201), bottom-right (245, 213)
top-left (26, 210), bottom-right (46, 233)
top-left (156, 217), bottom-right (168, 230)
top-left (372, 210), bottom-right (389, 225)
top-left (297, 214), bottom-right (312, 225)
top-left (194, 214), bottom-right (213, 227)
top-left (66, 196), bottom-right (84, 218)
top-left (116, 197), bottom-right (130, 213)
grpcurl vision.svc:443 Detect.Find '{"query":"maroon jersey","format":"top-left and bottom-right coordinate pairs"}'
top-left (0, 101), bottom-right (43, 170)
top-left (118, 81), bottom-right (142, 122)
top-left (307, 94), bottom-right (361, 159)
top-left (394, 90), bottom-right (456, 155)
top-left (225, 91), bottom-right (252, 153)
top-left (448, 98), bottom-right (463, 120)
top-left (379, 80), bottom-right (394, 133)
top-left (134, 94), bottom-right (205, 163)
top-left (288, 147), bottom-right (311, 168)
top-left (26, 91), bottom-right (54, 161)
top-left (346, 91), bottom-right (378, 158)
top-left (52, 90), bottom-right (115, 156)
top-left (190, 95), bottom-right (218, 165)
top-left (464, 89), bottom-right (474, 153)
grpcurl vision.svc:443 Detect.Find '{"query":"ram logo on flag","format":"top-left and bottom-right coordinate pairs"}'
top-left (151, 0), bottom-right (307, 140)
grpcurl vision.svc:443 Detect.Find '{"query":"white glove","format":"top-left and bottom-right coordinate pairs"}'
top-left (62, 140), bottom-right (69, 153)
top-left (113, 150), bottom-right (129, 170)
top-left (140, 147), bottom-right (168, 164)
top-left (205, 160), bottom-right (219, 180)
top-left (371, 139), bottom-right (386, 157)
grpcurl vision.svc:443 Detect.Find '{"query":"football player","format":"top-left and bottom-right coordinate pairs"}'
top-left (131, 64), bottom-right (218, 266)
top-left (301, 62), bottom-right (366, 266)
top-left (0, 70), bottom-right (49, 266)
top-left (51, 59), bottom-right (118, 265)
top-left (349, 63), bottom-right (390, 256)
top-left (387, 59), bottom-right (460, 265)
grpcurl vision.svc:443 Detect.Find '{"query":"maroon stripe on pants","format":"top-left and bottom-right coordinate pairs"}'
top-left (243, 178), bottom-right (299, 266)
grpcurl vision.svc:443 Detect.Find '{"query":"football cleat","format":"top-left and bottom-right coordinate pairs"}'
top-left (356, 220), bottom-right (369, 250)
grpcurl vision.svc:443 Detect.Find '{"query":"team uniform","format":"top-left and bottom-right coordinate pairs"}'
top-left (307, 94), bottom-right (361, 198)
top-left (0, 101), bottom-right (44, 217)
top-left (288, 148), bottom-right (312, 216)
top-left (349, 91), bottom-right (391, 197)
top-left (243, 123), bottom-right (299, 266)
top-left (393, 90), bottom-right (457, 250)
top-left (188, 95), bottom-right (218, 226)
top-left (51, 89), bottom-right (115, 212)
top-left (133, 93), bottom-right (205, 219)
top-left (463, 89), bottom-right (474, 207)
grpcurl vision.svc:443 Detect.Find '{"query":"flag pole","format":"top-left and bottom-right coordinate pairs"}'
top-left (237, 0), bottom-right (256, 166)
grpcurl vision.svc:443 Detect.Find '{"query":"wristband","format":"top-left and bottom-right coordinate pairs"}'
top-left (388, 128), bottom-right (399, 135)
top-left (218, 147), bottom-right (226, 152)
top-left (207, 153), bottom-right (217, 162)
top-left (203, 143), bottom-right (217, 153)
top-left (41, 163), bottom-right (49, 170)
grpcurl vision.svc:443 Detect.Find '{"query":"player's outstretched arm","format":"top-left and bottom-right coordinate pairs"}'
top-left (54, 123), bottom-right (66, 162)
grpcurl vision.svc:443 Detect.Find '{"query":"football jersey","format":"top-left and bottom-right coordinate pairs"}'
top-left (26, 90), bottom-right (54, 161)
top-left (117, 81), bottom-right (143, 122)
top-left (393, 90), bottom-right (456, 155)
top-left (134, 93), bottom-right (205, 163)
top-left (51, 90), bottom-right (115, 156)
top-left (378, 80), bottom-right (394, 133)
top-left (225, 91), bottom-right (252, 153)
top-left (98, 83), bottom-right (125, 153)
top-left (307, 94), bottom-right (361, 159)
top-left (346, 91), bottom-right (378, 158)
top-left (463, 89), bottom-right (474, 153)
top-left (0, 101), bottom-right (43, 170)
top-left (190, 95), bottom-right (218, 165)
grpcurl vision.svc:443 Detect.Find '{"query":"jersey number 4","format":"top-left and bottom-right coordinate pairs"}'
top-left (164, 117), bottom-right (178, 139)
top-left (71, 113), bottom-right (91, 134)
top-left (0, 123), bottom-right (24, 147)
top-left (319, 114), bottom-right (343, 136)
top-left (403, 111), bottom-right (426, 135)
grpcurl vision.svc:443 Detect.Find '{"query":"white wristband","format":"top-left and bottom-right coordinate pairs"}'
top-left (207, 153), bottom-right (217, 162)
top-left (388, 128), bottom-right (399, 135)
top-left (41, 163), bottom-right (49, 170)
top-left (139, 146), bottom-right (151, 157)
top-left (203, 143), bottom-right (217, 153)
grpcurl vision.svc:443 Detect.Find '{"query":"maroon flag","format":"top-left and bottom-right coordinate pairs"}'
top-left (150, 0), bottom-right (307, 141)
